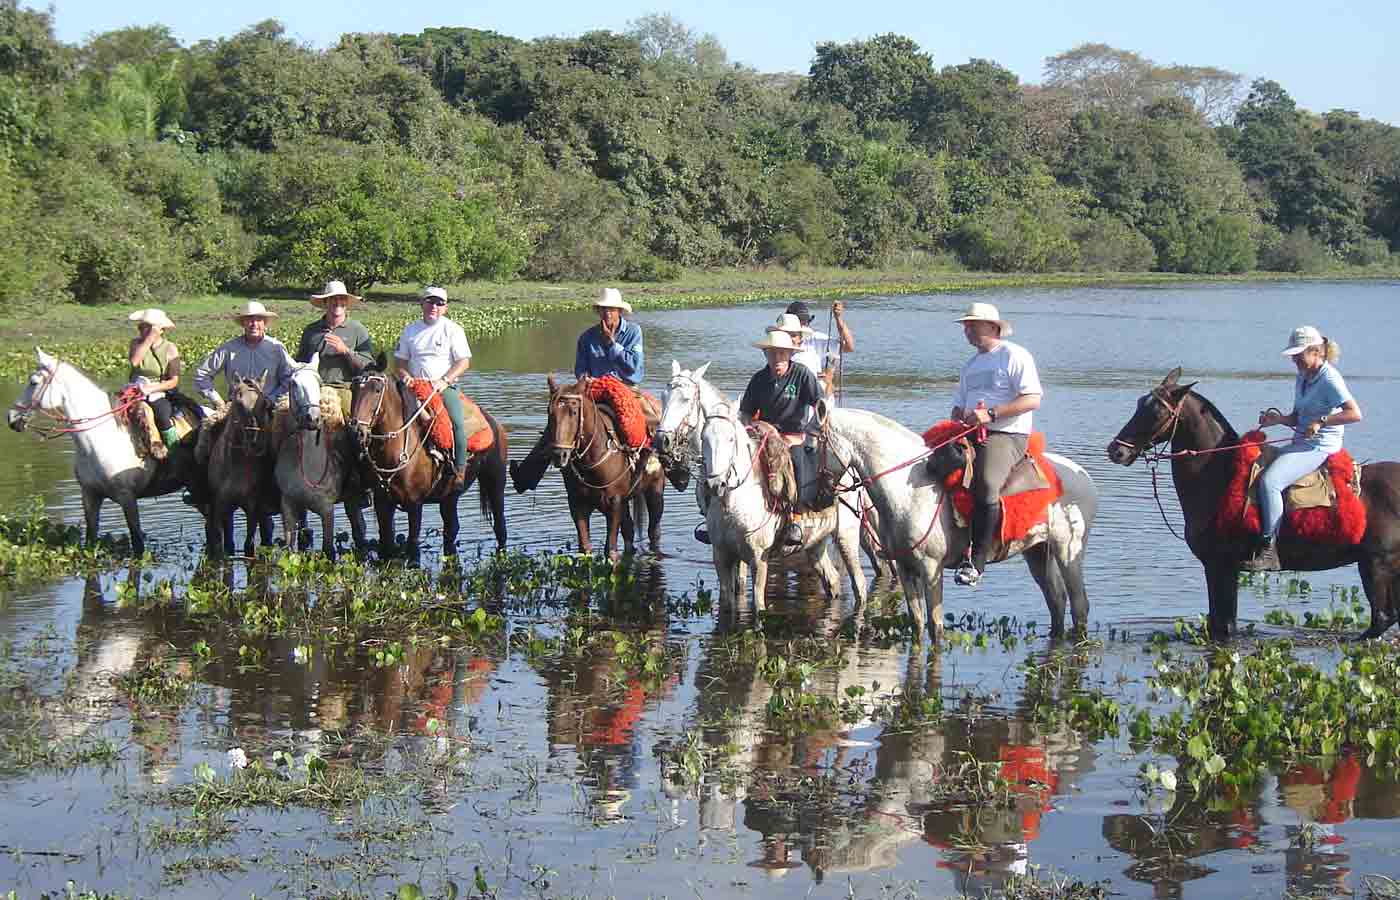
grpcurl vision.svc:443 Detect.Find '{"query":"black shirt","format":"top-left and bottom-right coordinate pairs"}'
top-left (740, 363), bottom-right (821, 434)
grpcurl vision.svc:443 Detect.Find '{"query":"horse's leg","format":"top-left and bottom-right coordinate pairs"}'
top-left (406, 504), bottom-right (423, 552)
top-left (119, 498), bottom-right (144, 557)
top-left (205, 500), bottom-right (226, 561)
top-left (616, 497), bottom-right (634, 557)
top-left (319, 505), bottom-right (337, 559)
top-left (81, 487), bottom-right (102, 550)
top-left (1357, 557), bottom-right (1398, 640)
top-left (646, 485), bottom-right (664, 554)
top-left (440, 498), bottom-right (460, 557)
top-left (241, 505), bottom-right (257, 557)
top-left (346, 497), bottom-right (369, 552)
top-left (374, 493), bottom-right (397, 557)
top-left (895, 559), bottom-right (927, 639)
top-left (1204, 560), bottom-right (1238, 641)
top-left (833, 522), bottom-right (868, 609)
top-left (1024, 543), bottom-right (1068, 639)
top-left (281, 495), bottom-right (299, 554)
top-left (807, 538), bottom-right (842, 600)
top-left (751, 555), bottom-right (769, 615)
top-left (571, 496), bottom-right (592, 555)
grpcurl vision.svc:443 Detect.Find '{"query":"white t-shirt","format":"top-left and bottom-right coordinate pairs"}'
top-left (793, 331), bottom-right (840, 376)
top-left (395, 318), bottom-right (471, 381)
top-left (952, 340), bottom-right (1043, 435)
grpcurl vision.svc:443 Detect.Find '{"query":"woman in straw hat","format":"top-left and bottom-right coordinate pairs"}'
top-left (297, 280), bottom-right (375, 383)
top-left (1245, 326), bottom-right (1363, 572)
top-left (126, 308), bottom-right (182, 456)
top-left (947, 301), bottom-right (1043, 587)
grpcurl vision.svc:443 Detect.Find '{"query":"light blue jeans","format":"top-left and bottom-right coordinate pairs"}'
top-left (1258, 445), bottom-right (1330, 538)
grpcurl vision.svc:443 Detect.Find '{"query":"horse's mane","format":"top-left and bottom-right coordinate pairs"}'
top-left (271, 391), bottom-right (347, 441)
top-left (1186, 390), bottom-right (1241, 444)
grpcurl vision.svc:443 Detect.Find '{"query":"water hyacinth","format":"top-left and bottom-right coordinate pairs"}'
top-left (227, 748), bottom-right (248, 770)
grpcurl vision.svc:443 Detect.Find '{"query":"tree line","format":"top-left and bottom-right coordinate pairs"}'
top-left (3, 3), bottom-right (1397, 307)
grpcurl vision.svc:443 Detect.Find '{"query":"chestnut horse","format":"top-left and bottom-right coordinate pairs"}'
top-left (544, 375), bottom-right (665, 558)
top-left (349, 374), bottom-right (508, 557)
top-left (1108, 367), bottom-right (1400, 640)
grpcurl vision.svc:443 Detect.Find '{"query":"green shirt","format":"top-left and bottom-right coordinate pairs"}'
top-left (129, 339), bottom-right (179, 383)
top-left (295, 317), bottom-right (374, 383)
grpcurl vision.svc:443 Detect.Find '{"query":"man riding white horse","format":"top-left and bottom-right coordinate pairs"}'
top-left (510, 287), bottom-right (687, 494)
top-left (944, 302), bottom-right (1043, 587)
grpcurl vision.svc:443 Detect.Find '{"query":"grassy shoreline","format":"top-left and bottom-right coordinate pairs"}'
top-left (3, 266), bottom-right (1397, 380)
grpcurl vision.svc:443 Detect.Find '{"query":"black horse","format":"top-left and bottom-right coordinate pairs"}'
top-left (1107, 367), bottom-right (1400, 640)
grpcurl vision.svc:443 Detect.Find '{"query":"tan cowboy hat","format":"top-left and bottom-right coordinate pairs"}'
top-left (1282, 325), bottom-right (1324, 356)
top-left (310, 279), bottom-right (360, 307)
top-left (231, 300), bottom-right (278, 321)
top-left (954, 301), bottom-right (1012, 337)
top-left (128, 308), bottom-right (174, 329)
top-left (752, 328), bottom-right (798, 352)
top-left (767, 312), bottom-right (814, 337)
top-left (594, 286), bottom-right (633, 314)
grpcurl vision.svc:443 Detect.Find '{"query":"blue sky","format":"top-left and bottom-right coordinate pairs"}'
top-left (34, 0), bottom-right (1400, 125)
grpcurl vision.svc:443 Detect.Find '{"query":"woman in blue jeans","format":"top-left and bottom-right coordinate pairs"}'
top-left (1244, 325), bottom-right (1363, 571)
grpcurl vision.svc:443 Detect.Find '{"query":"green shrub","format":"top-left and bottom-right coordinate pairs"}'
top-left (1259, 228), bottom-right (1331, 273)
top-left (956, 202), bottom-right (1079, 272)
top-left (622, 253), bottom-right (681, 282)
top-left (1343, 235), bottom-right (1391, 267)
top-left (1072, 212), bottom-right (1156, 271)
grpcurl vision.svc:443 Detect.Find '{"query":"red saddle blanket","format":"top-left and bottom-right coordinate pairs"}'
top-left (1214, 430), bottom-right (1365, 544)
top-left (407, 380), bottom-right (494, 454)
top-left (587, 375), bottom-right (650, 449)
top-left (922, 421), bottom-right (1064, 543)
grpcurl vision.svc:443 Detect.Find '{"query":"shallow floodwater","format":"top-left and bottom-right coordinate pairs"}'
top-left (2, 281), bottom-right (1400, 897)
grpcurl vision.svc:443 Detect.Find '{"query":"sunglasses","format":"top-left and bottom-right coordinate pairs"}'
top-left (424, 298), bottom-right (448, 307)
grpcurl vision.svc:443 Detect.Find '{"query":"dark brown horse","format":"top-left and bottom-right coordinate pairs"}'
top-left (203, 376), bottom-right (277, 560)
top-left (1108, 367), bottom-right (1400, 640)
top-left (349, 374), bottom-right (508, 557)
top-left (545, 375), bottom-right (665, 559)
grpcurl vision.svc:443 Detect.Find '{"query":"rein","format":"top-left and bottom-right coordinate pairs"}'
top-left (350, 375), bottom-right (431, 488)
top-left (553, 390), bottom-right (637, 493)
top-left (13, 364), bottom-right (144, 439)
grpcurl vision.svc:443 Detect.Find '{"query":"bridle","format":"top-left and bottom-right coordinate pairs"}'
top-left (550, 388), bottom-right (640, 491)
top-left (11, 363), bottom-right (142, 438)
top-left (658, 375), bottom-right (703, 459)
top-left (227, 380), bottom-right (272, 455)
top-left (1111, 389), bottom-right (1187, 462)
top-left (350, 374), bottom-right (430, 486)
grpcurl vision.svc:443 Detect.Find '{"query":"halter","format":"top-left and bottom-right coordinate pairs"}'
top-left (550, 389), bottom-right (639, 492)
top-left (657, 375), bottom-right (704, 462)
top-left (226, 380), bottom-right (272, 455)
top-left (350, 374), bottom-right (431, 487)
top-left (11, 362), bottom-right (143, 439)
top-left (1110, 388), bottom-right (1187, 461)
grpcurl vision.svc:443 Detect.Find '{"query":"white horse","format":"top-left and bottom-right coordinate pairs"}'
top-left (695, 389), bottom-right (868, 614)
top-left (6, 347), bottom-right (194, 556)
top-left (821, 403), bottom-right (1097, 641)
top-left (655, 360), bottom-right (895, 579)
top-left (274, 356), bottom-right (369, 558)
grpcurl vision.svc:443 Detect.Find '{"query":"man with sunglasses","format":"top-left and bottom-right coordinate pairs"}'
top-left (394, 286), bottom-right (473, 488)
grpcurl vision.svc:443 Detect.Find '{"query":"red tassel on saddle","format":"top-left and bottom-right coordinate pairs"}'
top-left (587, 375), bottom-right (649, 449)
top-left (408, 379), bottom-right (454, 450)
top-left (921, 420), bottom-right (1064, 542)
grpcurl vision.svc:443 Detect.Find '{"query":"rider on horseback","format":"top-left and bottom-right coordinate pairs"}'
top-left (946, 302), bottom-right (1043, 588)
top-left (775, 300), bottom-right (855, 398)
top-left (738, 327), bottom-right (826, 548)
top-left (126, 308), bottom-right (182, 460)
top-left (1245, 326), bottom-right (1363, 572)
top-left (393, 286), bottom-right (473, 490)
top-left (510, 287), bottom-right (687, 493)
top-left (297, 280), bottom-right (375, 384)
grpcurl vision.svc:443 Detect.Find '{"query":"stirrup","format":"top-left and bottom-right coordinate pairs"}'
top-left (954, 562), bottom-right (983, 587)
top-left (693, 523), bottom-right (711, 545)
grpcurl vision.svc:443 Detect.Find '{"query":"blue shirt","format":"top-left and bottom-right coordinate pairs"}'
top-left (1292, 361), bottom-right (1354, 452)
top-left (575, 319), bottom-right (644, 385)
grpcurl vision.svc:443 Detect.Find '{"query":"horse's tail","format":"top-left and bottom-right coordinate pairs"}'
top-left (479, 414), bottom-right (508, 527)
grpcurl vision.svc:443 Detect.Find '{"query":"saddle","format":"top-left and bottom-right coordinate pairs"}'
top-left (402, 379), bottom-right (494, 457)
top-left (1217, 430), bottom-right (1366, 545)
top-left (120, 389), bottom-right (200, 461)
top-left (921, 422), bottom-right (1064, 543)
top-left (587, 375), bottom-right (656, 450)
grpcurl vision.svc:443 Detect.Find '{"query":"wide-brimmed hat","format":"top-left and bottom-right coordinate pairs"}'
top-left (593, 287), bottom-right (633, 314)
top-left (418, 286), bottom-right (449, 303)
top-left (766, 312), bottom-right (814, 337)
top-left (785, 300), bottom-right (814, 324)
top-left (752, 329), bottom-right (799, 352)
top-left (232, 300), bottom-right (278, 321)
top-left (128, 308), bottom-right (174, 329)
top-left (954, 301), bottom-right (1012, 337)
top-left (1282, 325), bottom-right (1324, 356)
top-left (310, 279), bottom-right (360, 308)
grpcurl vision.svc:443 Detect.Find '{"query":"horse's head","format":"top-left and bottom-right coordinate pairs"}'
top-left (656, 359), bottom-right (711, 461)
top-left (349, 372), bottom-right (391, 448)
top-left (287, 354), bottom-right (322, 431)
top-left (700, 408), bottom-right (743, 496)
top-left (228, 373), bottom-right (273, 453)
top-left (7, 347), bottom-right (63, 432)
top-left (1107, 366), bottom-right (1197, 465)
top-left (546, 376), bottom-right (593, 468)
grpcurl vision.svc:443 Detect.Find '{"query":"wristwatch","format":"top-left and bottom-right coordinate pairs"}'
top-left (988, 406), bottom-right (999, 422)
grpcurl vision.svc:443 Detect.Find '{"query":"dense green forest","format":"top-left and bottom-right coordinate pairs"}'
top-left (3, 2), bottom-right (1398, 307)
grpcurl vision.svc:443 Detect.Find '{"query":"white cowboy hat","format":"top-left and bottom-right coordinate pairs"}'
top-left (231, 300), bottom-right (278, 321)
top-left (766, 312), bottom-right (814, 337)
top-left (1282, 325), bottom-right (1324, 356)
top-left (752, 329), bottom-right (798, 351)
top-left (127, 308), bottom-right (174, 329)
top-left (594, 286), bottom-right (633, 314)
top-left (419, 286), bottom-right (449, 303)
top-left (310, 279), bottom-right (360, 307)
top-left (954, 301), bottom-right (1012, 337)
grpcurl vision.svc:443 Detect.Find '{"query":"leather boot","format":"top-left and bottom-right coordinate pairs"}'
top-left (955, 501), bottom-right (1002, 586)
top-left (1241, 535), bottom-right (1281, 572)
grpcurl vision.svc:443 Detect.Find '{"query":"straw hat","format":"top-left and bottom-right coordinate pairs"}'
top-left (752, 328), bottom-right (799, 352)
top-left (1282, 325), bottom-right (1324, 356)
top-left (594, 287), bottom-right (633, 314)
top-left (954, 301), bottom-right (1012, 337)
top-left (310, 279), bottom-right (360, 308)
top-left (767, 312), bottom-right (814, 337)
top-left (128, 308), bottom-right (175, 329)
top-left (231, 300), bottom-right (278, 321)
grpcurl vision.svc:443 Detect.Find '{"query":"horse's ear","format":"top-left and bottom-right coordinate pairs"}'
top-left (1161, 367), bottom-right (1183, 388)
top-left (256, 368), bottom-right (269, 390)
top-left (815, 396), bottom-right (832, 425)
top-left (547, 373), bottom-right (558, 395)
top-left (306, 352), bottom-right (320, 374)
top-left (694, 361), bottom-right (711, 380)
top-left (35, 346), bottom-right (56, 371)
top-left (1170, 381), bottom-right (1198, 401)
top-left (370, 352), bottom-right (387, 372)
top-left (671, 360), bottom-right (681, 378)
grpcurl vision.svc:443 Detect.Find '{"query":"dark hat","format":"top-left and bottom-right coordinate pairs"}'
top-left (785, 300), bottom-right (814, 324)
